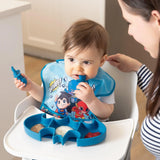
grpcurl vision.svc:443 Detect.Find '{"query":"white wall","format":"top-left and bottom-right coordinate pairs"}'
top-left (0, 13), bottom-right (26, 160)
top-left (22, 0), bottom-right (106, 60)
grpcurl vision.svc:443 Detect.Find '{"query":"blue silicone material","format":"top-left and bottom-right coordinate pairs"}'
top-left (68, 75), bottom-right (86, 92)
top-left (24, 113), bottom-right (106, 146)
top-left (11, 66), bottom-right (27, 85)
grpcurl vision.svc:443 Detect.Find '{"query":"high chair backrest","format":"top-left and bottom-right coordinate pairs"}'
top-left (101, 62), bottom-right (139, 138)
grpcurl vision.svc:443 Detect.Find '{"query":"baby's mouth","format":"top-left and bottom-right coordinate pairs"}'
top-left (72, 74), bottom-right (86, 81)
top-left (72, 74), bottom-right (80, 80)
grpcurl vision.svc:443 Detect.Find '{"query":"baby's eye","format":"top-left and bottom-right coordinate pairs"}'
top-left (83, 61), bottom-right (90, 65)
top-left (69, 58), bottom-right (74, 62)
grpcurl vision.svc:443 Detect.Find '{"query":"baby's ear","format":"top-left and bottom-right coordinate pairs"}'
top-left (100, 55), bottom-right (107, 66)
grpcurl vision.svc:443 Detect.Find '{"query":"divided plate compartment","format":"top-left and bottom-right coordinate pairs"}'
top-left (24, 113), bottom-right (106, 146)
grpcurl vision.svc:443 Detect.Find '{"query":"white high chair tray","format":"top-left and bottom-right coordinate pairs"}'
top-left (4, 106), bottom-right (133, 160)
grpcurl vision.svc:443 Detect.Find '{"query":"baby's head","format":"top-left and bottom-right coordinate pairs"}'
top-left (63, 19), bottom-right (109, 56)
top-left (62, 19), bottom-right (109, 80)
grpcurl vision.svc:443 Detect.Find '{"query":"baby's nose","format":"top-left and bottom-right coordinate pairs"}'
top-left (74, 64), bottom-right (84, 72)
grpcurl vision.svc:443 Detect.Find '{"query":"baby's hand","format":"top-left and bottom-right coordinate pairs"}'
top-left (14, 73), bottom-right (32, 91)
top-left (74, 82), bottom-right (96, 104)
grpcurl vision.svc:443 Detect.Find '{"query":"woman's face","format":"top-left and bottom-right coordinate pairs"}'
top-left (118, 0), bottom-right (160, 58)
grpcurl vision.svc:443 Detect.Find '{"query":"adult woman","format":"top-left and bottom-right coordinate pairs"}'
top-left (107, 0), bottom-right (160, 159)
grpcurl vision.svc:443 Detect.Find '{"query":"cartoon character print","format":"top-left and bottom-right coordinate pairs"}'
top-left (72, 101), bottom-right (89, 119)
top-left (47, 76), bottom-right (93, 119)
top-left (55, 91), bottom-right (72, 116)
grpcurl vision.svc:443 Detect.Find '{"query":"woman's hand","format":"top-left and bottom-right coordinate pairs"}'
top-left (107, 53), bottom-right (142, 72)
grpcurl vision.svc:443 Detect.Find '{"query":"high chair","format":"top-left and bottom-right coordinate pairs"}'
top-left (101, 61), bottom-right (139, 159)
top-left (4, 61), bottom-right (139, 160)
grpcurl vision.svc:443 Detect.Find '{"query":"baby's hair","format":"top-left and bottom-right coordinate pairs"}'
top-left (62, 19), bottom-right (109, 56)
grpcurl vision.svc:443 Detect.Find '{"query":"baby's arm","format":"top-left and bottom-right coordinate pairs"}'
top-left (74, 82), bottom-right (114, 119)
top-left (14, 73), bottom-right (43, 102)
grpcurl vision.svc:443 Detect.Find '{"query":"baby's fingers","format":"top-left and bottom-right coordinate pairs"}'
top-left (76, 82), bottom-right (89, 90)
top-left (18, 83), bottom-right (25, 89)
top-left (21, 73), bottom-right (28, 80)
top-left (15, 79), bottom-right (25, 89)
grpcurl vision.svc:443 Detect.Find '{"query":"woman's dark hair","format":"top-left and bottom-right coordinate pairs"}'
top-left (122, 0), bottom-right (160, 21)
top-left (122, 0), bottom-right (160, 117)
top-left (146, 44), bottom-right (160, 117)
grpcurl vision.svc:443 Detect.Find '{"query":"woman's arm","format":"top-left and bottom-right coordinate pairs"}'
top-left (107, 53), bottom-right (142, 72)
top-left (107, 53), bottom-right (153, 95)
top-left (136, 64), bottom-right (153, 94)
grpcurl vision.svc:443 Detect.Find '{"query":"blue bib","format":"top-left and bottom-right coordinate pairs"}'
top-left (40, 59), bottom-right (115, 120)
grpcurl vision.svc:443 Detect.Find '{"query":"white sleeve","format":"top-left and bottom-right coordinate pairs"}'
top-left (98, 92), bottom-right (115, 104)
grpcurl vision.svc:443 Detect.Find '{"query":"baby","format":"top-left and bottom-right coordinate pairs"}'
top-left (15, 19), bottom-right (115, 121)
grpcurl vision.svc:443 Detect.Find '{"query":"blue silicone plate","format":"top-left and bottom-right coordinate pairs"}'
top-left (24, 113), bottom-right (106, 146)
